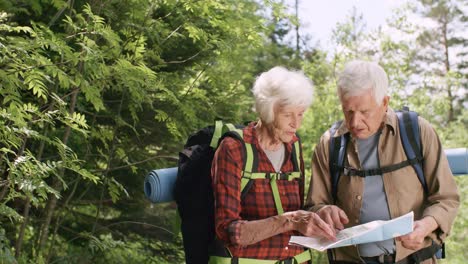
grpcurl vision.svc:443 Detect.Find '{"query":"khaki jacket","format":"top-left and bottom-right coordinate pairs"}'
top-left (306, 108), bottom-right (460, 263)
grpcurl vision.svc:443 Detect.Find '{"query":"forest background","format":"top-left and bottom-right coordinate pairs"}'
top-left (0, 0), bottom-right (466, 263)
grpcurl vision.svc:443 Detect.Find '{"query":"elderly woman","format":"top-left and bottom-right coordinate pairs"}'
top-left (210, 67), bottom-right (335, 263)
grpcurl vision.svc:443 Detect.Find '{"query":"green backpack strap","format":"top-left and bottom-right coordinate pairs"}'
top-left (209, 248), bottom-right (313, 264)
top-left (294, 249), bottom-right (313, 263)
top-left (269, 174), bottom-right (284, 214)
top-left (240, 140), bottom-right (302, 215)
top-left (241, 142), bottom-right (288, 214)
top-left (210, 121), bottom-right (242, 148)
top-left (216, 122), bottom-right (301, 218)
top-left (292, 140), bottom-right (301, 171)
top-left (240, 142), bottom-right (255, 192)
top-left (239, 137), bottom-right (285, 214)
top-left (210, 120), bottom-right (225, 148)
top-left (291, 139), bottom-right (304, 205)
top-left (209, 256), bottom-right (278, 264)
top-left (222, 123), bottom-right (238, 134)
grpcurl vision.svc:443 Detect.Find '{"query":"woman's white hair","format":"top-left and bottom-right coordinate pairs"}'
top-left (337, 60), bottom-right (388, 105)
top-left (252, 66), bottom-right (314, 124)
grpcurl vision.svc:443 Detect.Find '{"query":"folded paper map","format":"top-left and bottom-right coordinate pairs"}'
top-left (289, 211), bottom-right (414, 251)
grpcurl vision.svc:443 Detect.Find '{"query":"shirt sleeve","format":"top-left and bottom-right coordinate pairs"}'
top-left (418, 117), bottom-right (460, 242)
top-left (211, 137), bottom-right (246, 245)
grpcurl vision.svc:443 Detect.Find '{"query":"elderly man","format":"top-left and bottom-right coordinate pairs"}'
top-left (307, 60), bottom-right (459, 264)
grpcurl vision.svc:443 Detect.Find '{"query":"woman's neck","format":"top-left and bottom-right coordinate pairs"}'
top-left (255, 122), bottom-right (281, 151)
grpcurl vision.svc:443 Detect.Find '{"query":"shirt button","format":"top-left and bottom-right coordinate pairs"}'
top-left (285, 246), bottom-right (289, 250)
top-left (356, 195), bottom-right (362, 200)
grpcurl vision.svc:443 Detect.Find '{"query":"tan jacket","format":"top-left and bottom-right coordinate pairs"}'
top-left (306, 108), bottom-right (460, 263)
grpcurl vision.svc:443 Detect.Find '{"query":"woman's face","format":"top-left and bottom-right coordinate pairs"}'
top-left (273, 104), bottom-right (307, 143)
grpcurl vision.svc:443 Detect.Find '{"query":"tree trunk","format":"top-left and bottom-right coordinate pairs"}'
top-left (15, 197), bottom-right (31, 258)
top-left (37, 86), bottom-right (79, 254)
top-left (92, 95), bottom-right (123, 233)
top-left (295, 0), bottom-right (300, 57)
top-left (16, 127), bottom-right (48, 257)
top-left (441, 19), bottom-right (454, 122)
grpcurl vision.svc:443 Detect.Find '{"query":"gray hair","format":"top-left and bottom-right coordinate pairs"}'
top-left (337, 60), bottom-right (388, 105)
top-left (252, 66), bottom-right (314, 124)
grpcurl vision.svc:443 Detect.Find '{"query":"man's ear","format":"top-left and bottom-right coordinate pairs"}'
top-left (382, 96), bottom-right (390, 110)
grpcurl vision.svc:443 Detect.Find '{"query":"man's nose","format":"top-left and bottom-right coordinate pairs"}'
top-left (350, 113), bottom-right (361, 127)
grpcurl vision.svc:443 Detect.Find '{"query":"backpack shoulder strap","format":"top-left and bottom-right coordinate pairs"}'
top-left (395, 109), bottom-right (445, 259)
top-left (219, 124), bottom-right (284, 213)
top-left (396, 107), bottom-right (428, 194)
top-left (241, 131), bottom-right (302, 215)
top-left (210, 121), bottom-right (244, 148)
top-left (291, 136), bottom-right (304, 206)
top-left (216, 123), bottom-right (253, 197)
top-left (210, 120), bottom-right (224, 148)
top-left (291, 136), bottom-right (301, 172)
top-left (329, 120), bottom-right (348, 203)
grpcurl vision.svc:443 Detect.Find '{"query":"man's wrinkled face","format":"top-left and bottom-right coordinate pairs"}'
top-left (341, 90), bottom-right (389, 139)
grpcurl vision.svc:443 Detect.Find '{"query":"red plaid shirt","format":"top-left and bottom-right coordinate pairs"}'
top-left (211, 122), bottom-right (306, 260)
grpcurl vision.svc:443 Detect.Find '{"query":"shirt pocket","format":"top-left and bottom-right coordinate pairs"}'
top-left (390, 166), bottom-right (425, 213)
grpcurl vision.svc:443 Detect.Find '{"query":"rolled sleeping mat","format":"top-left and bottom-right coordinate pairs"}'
top-left (445, 148), bottom-right (468, 175)
top-left (144, 167), bottom-right (178, 203)
top-left (142, 148), bottom-right (467, 203)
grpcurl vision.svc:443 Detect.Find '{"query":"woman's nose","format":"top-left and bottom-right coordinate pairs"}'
top-left (291, 116), bottom-right (300, 128)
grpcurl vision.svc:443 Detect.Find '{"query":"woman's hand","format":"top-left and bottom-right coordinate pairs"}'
top-left (287, 210), bottom-right (336, 241)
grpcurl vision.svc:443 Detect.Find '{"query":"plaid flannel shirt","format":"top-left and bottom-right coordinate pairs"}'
top-left (211, 122), bottom-right (306, 260)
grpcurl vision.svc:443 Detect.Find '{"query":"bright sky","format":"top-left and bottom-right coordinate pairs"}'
top-left (285, 0), bottom-right (406, 49)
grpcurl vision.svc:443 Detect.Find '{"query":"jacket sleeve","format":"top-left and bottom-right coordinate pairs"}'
top-left (305, 130), bottom-right (334, 212)
top-left (418, 117), bottom-right (460, 242)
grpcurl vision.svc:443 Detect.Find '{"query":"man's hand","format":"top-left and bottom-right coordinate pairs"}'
top-left (397, 216), bottom-right (438, 251)
top-left (316, 205), bottom-right (349, 232)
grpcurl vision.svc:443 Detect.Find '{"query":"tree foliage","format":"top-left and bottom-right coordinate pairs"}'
top-left (0, 0), bottom-right (306, 262)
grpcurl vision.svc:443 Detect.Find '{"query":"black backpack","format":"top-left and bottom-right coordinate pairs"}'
top-left (174, 121), bottom-right (243, 264)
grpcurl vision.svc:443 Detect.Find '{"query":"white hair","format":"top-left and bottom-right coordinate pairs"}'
top-left (252, 66), bottom-right (314, 124)
top-left (337, 60), bottom-right (388, 105)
